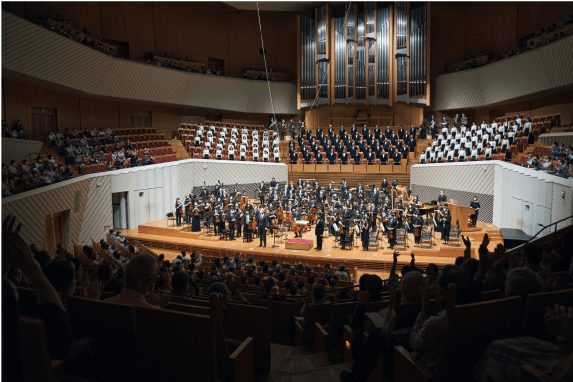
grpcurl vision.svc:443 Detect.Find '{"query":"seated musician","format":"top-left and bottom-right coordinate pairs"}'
top-left (411, 195), bottom-right (420, 208)
top-left (395, 199), bottom-right (405, 228)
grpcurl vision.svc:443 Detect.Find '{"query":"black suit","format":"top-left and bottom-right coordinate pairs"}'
top-left (315, 219), bottom-right (324, 250)
top-left (438, 194), bottom-right (447, 203)
top-left (258, 213), bottom-right (269, 246)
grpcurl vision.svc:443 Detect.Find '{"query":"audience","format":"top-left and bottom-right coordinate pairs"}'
top-left (3, 208), bottom-right (572, 382)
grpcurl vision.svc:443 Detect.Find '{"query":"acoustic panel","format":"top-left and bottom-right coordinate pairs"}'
top-left (2, 138), bottom-right (44, 165)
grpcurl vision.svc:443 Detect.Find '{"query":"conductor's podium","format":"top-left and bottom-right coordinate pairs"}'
top-left (445, 203), bottom-right (478, 232)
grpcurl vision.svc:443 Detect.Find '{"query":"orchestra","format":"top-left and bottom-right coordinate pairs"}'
top-left (170, 178), bottom-right (480, 251)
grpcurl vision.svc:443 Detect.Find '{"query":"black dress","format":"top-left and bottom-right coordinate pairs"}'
top-left (191, 211), bottom-right (201, 232)
top-left (470, 201), bottom-right (481, 224)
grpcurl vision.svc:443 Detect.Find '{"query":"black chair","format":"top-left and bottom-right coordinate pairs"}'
top-left (166, 212), bottom-right (176, 227)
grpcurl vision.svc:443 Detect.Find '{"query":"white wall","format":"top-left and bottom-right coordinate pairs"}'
top-left (2, 159), bottom-right (288, 246)
top-left (411, 161), bottom-right (573, 237)
top-left (2, 138), bottom-right (44, 165)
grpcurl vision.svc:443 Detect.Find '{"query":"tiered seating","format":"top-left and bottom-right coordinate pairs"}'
top-left (178, 122), bottom-right (279, 162)
top-left (292, 127), bottom-right (416, 166)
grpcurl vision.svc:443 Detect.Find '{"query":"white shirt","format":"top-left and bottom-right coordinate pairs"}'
top-left (216, 149), bottom-right (222, 158)
top-left (203, 149), bottom-right (209, 156)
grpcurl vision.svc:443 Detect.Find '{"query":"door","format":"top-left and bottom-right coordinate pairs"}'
top-left (134, 190), bottom-right (150, 225)
top-left (522, 201), bottom-right (533, 236)
top-left (131, 116), bottom-right (150, 128)
top-left (31, 114), bottom-right (55, 144)
top-left (44, 210), bottom-right (69, 257)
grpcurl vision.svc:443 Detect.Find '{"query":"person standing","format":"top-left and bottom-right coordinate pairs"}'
top-left (387, 213), bottom-right (397, 249)
top-left (413, 213), bottom-right (424, 247)
top-left (442, 209), bottom-right (452, 245)
top-left (258, 207), bottom-right (268, 247)
top-left (470, 196), bottom-right (481, 227)
top-left (191, 203), bottom-right (201, 232)
top-left (175, 198), bottom-right (183, 227)
top-left (361, 215), bottom-right (371, 251)
top-left (437, 190), bottom-right (447, 203)
top-left (315, 216), bottom-right (324, 250)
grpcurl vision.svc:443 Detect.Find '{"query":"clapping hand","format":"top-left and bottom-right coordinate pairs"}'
top-left (82, 279), bottom-right (104, 300)
top-left (148, 293), bottom-right (170, 308)
top-left (392, 250), bottom-right (400, 261)
top-left (545, 304), bottom-right (573, 341)
top-left (2, 215), bottom-right (36, 274)
top-left (462, 235), bottom-right (471, 250)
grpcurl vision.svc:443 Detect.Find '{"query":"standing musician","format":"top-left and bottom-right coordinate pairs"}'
top-left (184, 196), bottom-right (191, 223)
top-left (442, 209), bottom-right (452, 245)
top-left (391, 179), bottom-right (399, 190)
top-left (258, 206), bottom-right (268, 247)
top-left (470, 196), bottom-right (481, 227)
top-left (361, 214), bottom-right (371, 251)
top-left (258, 181), bottom-right (266, 205)
top-left (413, 213), bottom-right (424, 247)
top-left (315, 215), bottom-right (324, 250)
top-left (227, 208), bottom-right (236, 240)
top-left (387, 213), bottom-right (398, 249)
top-left (438, 190), bottom-right (448, 203)
top-left (236, 206), bottom-right (243, 237)
top-left (175, 198), bottom-right (183, 227)
top-left (191, 203), bottom-right (201, 232)
top-left (406, 204), bottom-right (415, 233)
top-left (213, 206), bottom-right (221, 236)
top-left (395, 199), bottom-right (405, 228)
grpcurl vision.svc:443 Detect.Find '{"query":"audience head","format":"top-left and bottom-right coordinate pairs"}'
top-left (171, 271), bottom-right (190, 291)
top-left (461, 258), bottom-right (480, 279)
top-left (124, 254), bottom-right (158, 297)
top-left (312, 283), bottom-right (326, 300)
top-left (207, 282), bottom-right (230, 304)
top-left (505, 268), bottom-right (543, 297)
top-left (523, 244), bottom-right (543, 266)
top-left (400, 271), bottom-right (428, 302)
top-left (43, 259), bottom-right (75, 296)
top-left (359, 273), bottom-right (370, 291)
top-left (437, 265), bottom-right (475, 305)
top-left (103, 279), bottom-right (124, 296)
top-left (366, 275), bottom-right (383, 301)
top-left (34, 250), bottom-right (52, 269)
top-left (289, 286), bottom-right (298, 296)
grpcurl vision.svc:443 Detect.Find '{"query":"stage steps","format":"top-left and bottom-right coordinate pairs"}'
top-left (168, 139), bottom-right (190, 160)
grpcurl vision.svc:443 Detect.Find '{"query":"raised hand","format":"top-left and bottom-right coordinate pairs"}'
top-left (2, 215), bottom-right (36, 273)
top-left (545, 304), bottom-right (573, 340)
top-left (393, 250), bottom-right (400, 261)
top-left (83, 280), bottom-right (104, 300)
top-left (491, 243), bottom-right (505, 271)
top-left (410, 253), bottom-right (415, 266)
top-left (148, 293), bottom-right (170, 308)
top-left (419, 285), bottom-right (433, 313)
top-left (462, 235), bottom-right (471, 250)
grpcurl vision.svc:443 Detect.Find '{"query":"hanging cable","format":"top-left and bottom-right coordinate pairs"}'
top-left (257, 2), bottom-right (284, 161)
top-left (256, 2), bottom-right (277, 125)
top-left (299, 2), bottom-right (352, 137)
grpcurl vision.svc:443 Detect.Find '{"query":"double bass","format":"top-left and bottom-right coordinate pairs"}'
top-left (309, 206), bottom-right (316, 225)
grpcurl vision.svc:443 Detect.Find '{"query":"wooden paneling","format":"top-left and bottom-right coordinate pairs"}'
top-left (427, 2), bottom-right (573, 111)
top-left (12, 2), bottom-right (298, 77)
top-left (297, 103), bottom-right (424, 132)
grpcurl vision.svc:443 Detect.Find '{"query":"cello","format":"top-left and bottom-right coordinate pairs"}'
top-left (309, 206), bottom-right (316, 225)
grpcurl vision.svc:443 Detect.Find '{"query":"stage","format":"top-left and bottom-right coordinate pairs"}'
top-left (120, 218), bottom-right (504, 266)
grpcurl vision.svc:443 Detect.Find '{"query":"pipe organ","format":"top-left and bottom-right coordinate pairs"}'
top-left (298, 2), bottom-right (430, 109)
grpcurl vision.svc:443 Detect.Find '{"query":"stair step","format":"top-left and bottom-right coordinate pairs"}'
top-left (272, 352), bottom-right (343, 373)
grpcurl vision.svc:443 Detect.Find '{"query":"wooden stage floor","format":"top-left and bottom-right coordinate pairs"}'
top-left (121, 219), bottom-right (504, 266)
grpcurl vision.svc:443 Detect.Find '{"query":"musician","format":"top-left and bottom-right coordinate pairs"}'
top-left (175, 198), bottom-right (183, 227)
top-left (387, 213), bottom-right (398, 249)
top-left (258, 181), bottom-right (266, 205)
top-left (357, 201), bottom-right (366, 213)
top-left (413, 213), bottom-right (424, 247)
top-left (393, 151), bottom-right (402, 164)
top-left (184, 196), bottom-right (191, 223)
top-left (391, 179), bottom-right (399, 190)
top-left (406, 204), bottom-right (415, 232)
top-left (411, 195), bottom-right (420, 208)
top-left (438, 190), bottom-right (447, 203)
top-left (290, 151), bottom-right (298, 164)
top-left (327, 182), bottom-right (335, 195)
top-left (470, 196), bottom-right (481, 227)
top-left (366, 148), bottom-right (375, 164)
top-left (226, 209), bottom-right (236, 240)
top-left (343, 205), bottom-right (351, 220)
top-left (340, 149), bottom-right (349, 164)
top-left (395, 199), bottom-right (405, 228)
top-left (371, 187), bottom-right (380, 201)
top-left (381, 178), bottom-right (389, 194)
top-left (236, 208), bottom-right (243, 237)
top-left (361, 214), bottom-right (371, 251)
top-left (442, 209), bottom-right (452, 245)
top-left (257, 206), bottom-right (268, 247)
top-left (398, 126), bottom-right (405, 140)
top-left (191, 203), bottom-right (201, 232)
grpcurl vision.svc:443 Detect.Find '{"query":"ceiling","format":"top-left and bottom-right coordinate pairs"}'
top-left (222, 1), bottom-right (325, 12)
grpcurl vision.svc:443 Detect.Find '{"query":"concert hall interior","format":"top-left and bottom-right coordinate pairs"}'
top-left (2, 1), bottom-right (573, 382)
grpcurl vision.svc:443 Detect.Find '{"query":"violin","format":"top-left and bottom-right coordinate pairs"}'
top-left (216, 214), bottom-right (220, 223)
top-left (389, 229), bottom-right (394, 239)
top-left (414, 226), bottom-right (421, 237)
top-left (194, 208), bottom-right (199, 217)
